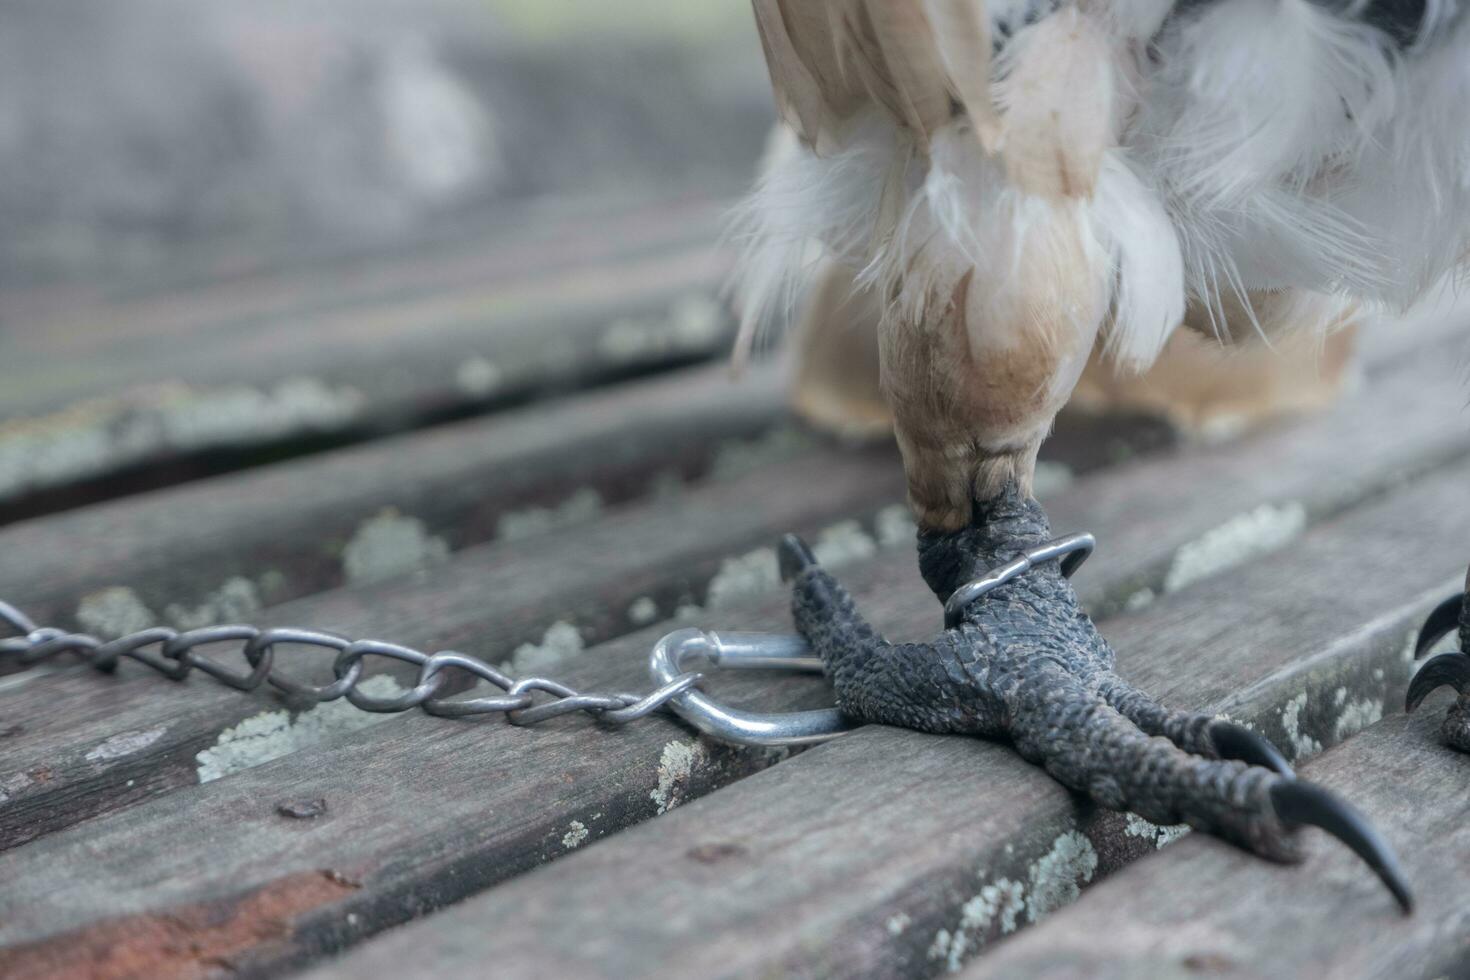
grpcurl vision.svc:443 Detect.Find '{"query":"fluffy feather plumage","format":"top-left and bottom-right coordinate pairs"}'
top-left (732, 0), bottom-right (1470, 527)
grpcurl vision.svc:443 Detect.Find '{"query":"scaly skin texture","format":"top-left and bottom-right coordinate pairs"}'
top-left (1447, 690), bottom-right (1470, 753)
top-left (788, 485), bottom-right (1302, 860)
top-left (784, 487), bottom-right (1415, 909)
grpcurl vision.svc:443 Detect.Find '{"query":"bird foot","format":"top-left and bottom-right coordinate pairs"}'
top-left (777, 485), bottom-right (1412, 913)
top-left (1405, 584), bottom-right (1470, 753)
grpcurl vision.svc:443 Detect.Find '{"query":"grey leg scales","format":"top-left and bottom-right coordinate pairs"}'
top-left (781, 484), bottom-right (1414, 912)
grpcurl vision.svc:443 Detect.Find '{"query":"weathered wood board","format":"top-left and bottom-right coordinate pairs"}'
top-left (0, 360), bottom-right (791, 633)
top-left (0, 195), bottom-right (731, 416)
top-left (0, 195), bottom-right (735, 511)
top-left (964, 708), bottom-right (1470, 980)
top-left (0, 440), bottom-right (910, 850)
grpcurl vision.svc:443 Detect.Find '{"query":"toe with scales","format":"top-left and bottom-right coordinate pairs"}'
top-left (1100, 679), bottom-right (1295, 778)
top-left (777, 495), bottom-right (1414, 913)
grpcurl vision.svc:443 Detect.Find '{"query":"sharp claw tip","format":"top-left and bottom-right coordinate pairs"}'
top-left (1413, 594), bottom-right (1464, 659)
top-left (1269, 780), bottom-right (1414, 915)
top-left (778, 534), bottom-right (818, 582)
top-left (1405, 652), bottom-right (1470, 713)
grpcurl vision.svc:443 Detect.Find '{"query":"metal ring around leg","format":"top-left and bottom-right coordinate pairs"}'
top-left (650, 533), bottom-right (1094, 746)
top-left (943, 532), bottom-right (1095, 629)
top-left (648, 628), bottom-right (857, 747)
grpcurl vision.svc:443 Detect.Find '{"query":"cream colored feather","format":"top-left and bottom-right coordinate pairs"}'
top-left (732, 0), bottom-right (1470, 527)
top-left (993, 7), bottom-right (1113, 199)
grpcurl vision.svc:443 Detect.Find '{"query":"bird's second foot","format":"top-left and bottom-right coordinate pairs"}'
top-left (1405, 575), bottom-right (1470, 753)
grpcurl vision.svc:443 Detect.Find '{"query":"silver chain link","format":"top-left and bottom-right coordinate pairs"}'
top-left (0, 533), bottom-right (1096, 743)
top-left (0, 598), bottom-right (703, 727)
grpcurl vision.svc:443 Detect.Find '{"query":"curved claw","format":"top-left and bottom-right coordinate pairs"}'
top-left (1404, 652), bottom-right (1470, 713)
top-left (1208, 720), bottom-right (1293, 777)
top-left (1268, 780), bottom-right (1413, 914)
top-left (1414, 594), bottom-right (1464, 659)
top-left (778, 534), bottom-right (819, 583)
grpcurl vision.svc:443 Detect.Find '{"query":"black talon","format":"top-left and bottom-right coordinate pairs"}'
top-left (1208, 720), bottom-right (1294, 777)
top-left (1405, 652), bottom-right (1470, 713)
top-left (1268, 780), bottom-right (1414, 914)
top-left (1413, 594), bottom-right (1464, 659)
top-left (778, 534), bottom-right (818, 583)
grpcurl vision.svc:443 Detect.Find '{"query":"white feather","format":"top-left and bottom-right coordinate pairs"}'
top-left (1331, 14), bottom-right (1470, 305)
top-left (730, 0), bottom-right (1470, 380)
top-left (725, 113), bottom-right (904, 365)
top-left (1092, 153), bottom-right (1186, 368)
top-left (1415, 0), bottom-right (1464, 49)
top-left (1143, 0), bottom-right (1394, 201)
top-left (1135, 0), bottom-right (1402, 321)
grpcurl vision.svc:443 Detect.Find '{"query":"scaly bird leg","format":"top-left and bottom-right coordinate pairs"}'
top-left (780, 484), bottom-right (1412, 912)
top-left (1405, 569), bottom-right (1470, 752)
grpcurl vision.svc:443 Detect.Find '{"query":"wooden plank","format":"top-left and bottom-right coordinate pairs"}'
top-left (0, 203), bottom-right (735, 509)
top-left (265, 462), bottom-right (1470, 980)
top-left (0, 194), bottom-right (730, 414)
top-left (0, 369), bottom-right (1466, 975)
top-left (0, 360), bottom-right (790, 634)
top-left (961, 709), bottom-right (1470, 980)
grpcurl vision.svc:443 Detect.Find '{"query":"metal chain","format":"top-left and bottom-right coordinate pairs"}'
top-left (0, 598), bottom-right (702, 727)
top-left (0, 532), bottom-right (1096, 744)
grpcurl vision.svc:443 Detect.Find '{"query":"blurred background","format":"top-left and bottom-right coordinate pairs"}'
top-left (0, 0), bottom-right (768, 284)
top-left (0, 0), bottom-right (779, 522)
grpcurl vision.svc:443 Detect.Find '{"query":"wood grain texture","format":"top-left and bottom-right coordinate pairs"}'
top-left (0, 313), bottom-right (1463, 975)
top-left (0, 360), bottom-right (788, 633)
top-left (1, 400), bottom-right (1467, 976)
top-left (964, 709), bottom-right (1470, 980)
top-left (0, 615), bottom-right (841, 972)
top-left (282, 461), bottom-right (1470, 980)
top-left (0, 196), bottom-right (734, 508)
top-left (0, 194), bottom-right (729, 416)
